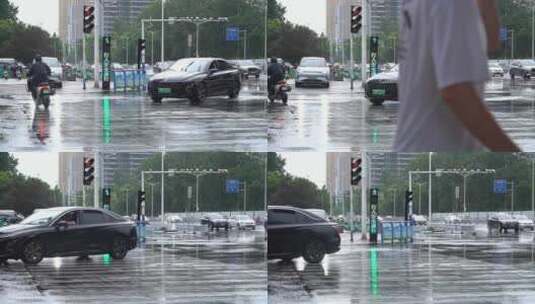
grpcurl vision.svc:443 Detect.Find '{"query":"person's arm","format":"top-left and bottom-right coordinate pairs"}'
top-left (441, 83), bottom-right (520, 151)
top-left (476, 0), bottom-right (500, 52)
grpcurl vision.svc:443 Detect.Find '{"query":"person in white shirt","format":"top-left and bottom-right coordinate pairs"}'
top-left (394, 0), bottom-right (519, 152)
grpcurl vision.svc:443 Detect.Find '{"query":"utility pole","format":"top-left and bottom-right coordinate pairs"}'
top-left (361, 150), bottom-right (368, 240)
top-left (93, 152), bottom-right (100, 208)
top-left (161, 0), bottom-right (165, 63)
top-left (94, 0), bottom-right (100, 88)
top-left (361, 0), bottom-right (368, 85)
top-left (243, 181), bottom-right (247, 211)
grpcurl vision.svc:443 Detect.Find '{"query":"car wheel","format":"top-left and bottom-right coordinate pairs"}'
top-left (325, 83), bottom-right (330, 89)
top-left (302, 239), bottom-right (326, 264)
top-left (370, 99), bottom-right (385, 106)
top-left (252, 226), bottom-right (256, 230)
top-left (510, 73), bottom-right (515, 80)
top-left (225, 225), bottom-right (229, 231)
top-left (151, 94), bottom-right (162, 103)
top-left (255, 74), bottom-right (260, 79)
top-left (110, 237), bottom-right (128, 260)
top-left (190, 83), bottom-right (207, 105)
top-left (208, 223), bottom-right (214, 231)
top-left (229, 82), bottom-right (241, 99)
top-left (21, 239), bottom-right (44, 265)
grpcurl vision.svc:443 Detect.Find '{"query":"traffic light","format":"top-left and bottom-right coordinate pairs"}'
top-left (350, 6), bottom-right (362, 34)
top-left (83, 5), bottom-right (95, 34)
top-left (137, 191), bottom-right (145, 221)
top-left (405, 190), bottom-right (413, 221)
top-left (103, 188), bottom-right (111, 210)
top-left (351, 158), bottom-right (362, 186)
top-left (137, 38), bottom-right (146, 69)
top-left (83, 157), bottom-right (95, 186)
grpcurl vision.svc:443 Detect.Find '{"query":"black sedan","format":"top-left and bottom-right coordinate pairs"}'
top-left (200, 213), bottom-right (230, 231)
top-left (364, 65), bottom-right (399, 106)
top-left (0, 210), bottom-right (24, 226)
top-left (267, 205), bottom-right (341, 263)
top-left (509, 59), bottom-right (535, 80)
top-left (0, 207), bottom-right (137, 265)
top-left (148, 58), bottom-right (241, 105)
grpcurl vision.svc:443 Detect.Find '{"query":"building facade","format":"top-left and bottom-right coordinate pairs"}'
top-left (58, 152), bottom-right (85, 206)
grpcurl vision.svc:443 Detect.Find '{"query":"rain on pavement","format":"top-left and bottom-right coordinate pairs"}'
top-left (268, 78), bottom-right (535, 152)
top-left (268, 228), bottom-right (535, 304)
top-left (0, 227), bottom-right (267, 304)
top-left (0, 78), bottom-right (268, 152)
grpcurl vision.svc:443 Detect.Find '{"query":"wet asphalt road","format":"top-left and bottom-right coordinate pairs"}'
top-left (267, 78), bottom-right (535, 152)
top-left (0, 78), bottom-right (267, 152)
top-left (0, 227), bottom-right (266, 304)
top-left (268, 229), bottom-right (535, 304)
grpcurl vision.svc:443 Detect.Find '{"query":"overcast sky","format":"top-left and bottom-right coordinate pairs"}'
top-left (11, 153), bottom-right (59, 188)
top-left (279, 0), bottom-right (326, 34)
top-left (11, 0), bottom-right (59, 34)
top-left (279, 153), bottom-right (326, 188)
top-left (10, 0), bottom-right (325, 36)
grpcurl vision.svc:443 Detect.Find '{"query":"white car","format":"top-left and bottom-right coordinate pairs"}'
top-left (489, 61), bottom-right (504, 77)
top-left (296, 57), bottom-right (330, 88)
top-left (232, 215), bottom-right (256, 230)
top-left (411, 214), bottom-right (428, 225)
top-left (513, 215), bottom-right (534, 231)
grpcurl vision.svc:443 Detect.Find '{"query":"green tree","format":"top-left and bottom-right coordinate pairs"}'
top-left (0, 0), bottom-right (18, 21)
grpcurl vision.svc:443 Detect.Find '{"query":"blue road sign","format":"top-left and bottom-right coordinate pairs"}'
top-left (494, 179), bottom-right (507, 194)
top-left (226, 179), bottom-right (240, 193)
top-left (500, 27), bottom-right (508, 42)
top-left (226, 27), bottom-right (239, 41)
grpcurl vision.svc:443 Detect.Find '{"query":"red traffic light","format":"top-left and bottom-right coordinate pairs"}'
top-left (84, 6), bottom-right (95, 17)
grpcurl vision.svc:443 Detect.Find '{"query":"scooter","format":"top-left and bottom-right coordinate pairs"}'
top-left (269, 80), bottom-right (291, 105)
top-left (2, 70), bottom-right (8, 80)
top-left (33, 82), bottom-right (54, 110)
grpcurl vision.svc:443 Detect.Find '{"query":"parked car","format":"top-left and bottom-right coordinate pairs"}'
top-left (165, 214), bottom-right (183, 223)
top-left (509, 59), bottom-right (535, 80)
top-left (231, 214), bottom-right (256, 230)
top-left (42, 57), bottom-right (63, 88)
top-left (267, 205), bottom-right (341, 263)
top-left (488, 61), bottom-right (504, 77)
top-left (200, 213), bottom-right (230, 231)
top-left (488, 213), bottom-right (520, 234)
top-left (513, 214), bottom-right (534, 231)
top-left (411, 214), bottom-right (428, 225)
top-left (232, 60), bottom-right (262, 79)
top-left (0, 210), bottom-right (24, 226)
top-left (0, 207), bottom-right (137, 265)
top-left (148, 57), bottom-right (241, 104)
top-left (444, 214), bottom-right (462, 224)
top-left (295, 57), bottom-right (330, 88)
top-left (364, 64), bottom-right (399, 106)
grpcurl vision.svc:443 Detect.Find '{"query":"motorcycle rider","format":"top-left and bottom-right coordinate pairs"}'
top-left (268, 57), bottom-right (284, 97)
top-left (28, 55), bottom-right (51, 100)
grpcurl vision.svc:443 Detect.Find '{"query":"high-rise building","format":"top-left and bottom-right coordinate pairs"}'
top-left (101, 152), bottom-right (155, 187)
top-left (59, 0), bottom-right (154, 43)
top-left (58, 152), bottom-right (85, 206)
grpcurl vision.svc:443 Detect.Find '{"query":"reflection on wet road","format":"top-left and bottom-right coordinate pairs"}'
top-left (268, 79), bottom-right (535, 152)
top-left (268, 231), bottom-right (535, 304)
top-left (0, 79), bottom-right (267, 152)
top-left (0, 228), bottom-right (266, 304)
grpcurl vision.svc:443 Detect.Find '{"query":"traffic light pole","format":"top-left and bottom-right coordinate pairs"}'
top-left (361, 151), bottom-right (368, 241)
top-left (361, 0), bottom-right (369, 85)
top-left (349, 184), bottom-right (354, 242)
top-left (94, 0), bottom-right (101, 88)
top-left (350, 34), bottom-right (354, 90)
top-left (93, 153), bottom-right (100, 208)
top-left (82, 33), bottom-right (86, 90)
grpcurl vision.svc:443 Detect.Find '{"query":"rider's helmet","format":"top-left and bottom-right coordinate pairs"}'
top-left (34, 54), bottom-right (42, 63)
top-left (270, 57), bottom-right (278, 64)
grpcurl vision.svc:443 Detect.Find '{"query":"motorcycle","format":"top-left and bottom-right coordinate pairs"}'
top-left (269, 80), bottom-right (291, 105)
top-left (33, 82), bottom-right (54, 110)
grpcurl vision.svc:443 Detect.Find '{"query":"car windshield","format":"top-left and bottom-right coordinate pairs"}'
top-left (43, 57), bottom-right (61, 67)
top-left (300, 58), bottom-right (327, 67)
top-left (20, 209), bottom-right (63, 225)
top-left (170, 59), bottom-right (208, 73)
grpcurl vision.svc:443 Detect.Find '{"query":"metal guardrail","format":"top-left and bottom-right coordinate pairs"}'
top-left (380, 221), bottom-right (414, 244)
top-left (112, 69), bottom-right (148, 93)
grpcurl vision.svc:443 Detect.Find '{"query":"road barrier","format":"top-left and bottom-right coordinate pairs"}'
top-left (112, 69), bottom-right (147, 93)
top-left (380, 220), bottom-right (414, 244)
